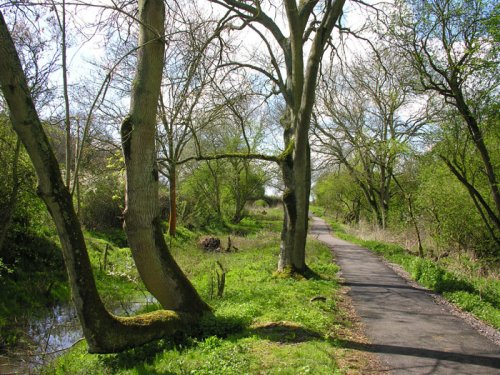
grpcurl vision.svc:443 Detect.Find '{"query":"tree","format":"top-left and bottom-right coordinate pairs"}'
top-left (313, 51), bottom-right (427, 228)
top-left (49, 0), bottom-right (73, 189)
top-left (0, 1), bottom-right (208, 353)
top-left (415, 151), bottom-right (497, 256)
top-left (0, 6), bottom-right (58, 253)
top-left (384, 0), bottom-right (500, 236)
top-left (120, 0), bottom-right (210, 312)
top-left (314, 169), bottom-right (364, 224)
top-left (430, 109), bottom-right (500, 249)
top-left (179, 110), bottom-right (267, 226)
top-left (157, 6), bottom-right (222, 236)
top-left (209, 0), bottom-right (346, 274)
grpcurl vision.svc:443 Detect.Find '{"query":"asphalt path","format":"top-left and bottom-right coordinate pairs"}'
top-left (310, 216), bottom-right (500, 374)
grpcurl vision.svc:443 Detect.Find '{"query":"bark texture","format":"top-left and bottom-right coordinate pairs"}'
top-left (120, 0), bottom-right (209, 312)
top-left (168, 166), bottom-right (177, 236)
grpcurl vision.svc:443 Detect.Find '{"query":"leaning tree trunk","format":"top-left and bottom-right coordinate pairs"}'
top-left (0, 9), bottom-right (202, 353)
top-left (452, 83), bottom-right (500, 223)
top-left (120, 0), bottom-right (208, 312)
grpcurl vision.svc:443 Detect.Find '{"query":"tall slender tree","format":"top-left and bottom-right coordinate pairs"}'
top-left (209, 0), bottom-right (346, 273)
top-left (121, 0), bottom-right (209, 311)
top-left (383, 0), bottom-right (500, 235)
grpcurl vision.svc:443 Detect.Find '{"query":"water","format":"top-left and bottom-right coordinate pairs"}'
top-left (0, 296), bottom-right (157, 374)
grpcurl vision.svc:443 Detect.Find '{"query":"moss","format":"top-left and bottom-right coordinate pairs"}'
top-left (273, 266), bottom-right (306, 280)
top-left (277, 139), bottom-right (295, 163)
top-left (116, 310), bottom-right (181, 326)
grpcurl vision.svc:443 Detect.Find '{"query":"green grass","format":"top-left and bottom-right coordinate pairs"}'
top-left (315, 212), bottom-right (500, 329)
top-left (42, 210), bottom-right (357, 374)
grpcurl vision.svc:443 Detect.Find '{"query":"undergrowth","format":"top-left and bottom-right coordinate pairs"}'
top-left (42, 209), bottom-right (360, 374)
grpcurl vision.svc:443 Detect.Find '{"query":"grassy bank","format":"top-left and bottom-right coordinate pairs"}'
top-left (42, 208), bottom-right (373, 374)
top-left (311, 207), bottom-right (500, 330)
top-left (0, 227), bottom-right (149, 350)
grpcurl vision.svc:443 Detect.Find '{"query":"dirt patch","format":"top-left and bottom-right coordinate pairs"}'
top-left (198, 236), bottom-right (222, 252)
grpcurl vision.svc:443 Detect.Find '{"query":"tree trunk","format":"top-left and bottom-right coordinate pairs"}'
top-left (0, 7), bottom-right (205, 354)
top-left (441, 155), bottom-right (500, 238)
top-left (455, 91), bottom-right (500, 221)
top-left (58, 0), bottom-right (72, 189)
top-left (120, 0), bottom-right (208, 312)
top-left (277, 116), bottom-right (310, 274)
top-left (168, 165), bottom-right (177, 237)
top-left (408, 194), bottom-right (424, 258)
top-left (278, 143), bottom-right (298, 272)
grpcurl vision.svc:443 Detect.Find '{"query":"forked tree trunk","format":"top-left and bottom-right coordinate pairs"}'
top-left (120, 0), bottom-right (208, 312)
top-left (0, 7), bottom-right (204, 354)
top-left (276, 0), bottom-right (345, 275)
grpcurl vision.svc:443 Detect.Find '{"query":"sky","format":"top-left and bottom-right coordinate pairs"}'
top-left (1, 0), bottom-right (381, 194)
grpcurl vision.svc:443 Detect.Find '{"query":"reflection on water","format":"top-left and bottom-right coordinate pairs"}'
top-left (0, 296), bottom-right (157, 374)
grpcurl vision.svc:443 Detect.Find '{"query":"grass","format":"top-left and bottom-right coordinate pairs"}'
top-left (311, 207), bottom-right (500, 330)
top-left (41, 208), bottom-right (372, 374)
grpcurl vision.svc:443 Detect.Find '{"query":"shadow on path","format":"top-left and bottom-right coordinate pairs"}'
top-left (341, 281), bottom-right (429, 291)
top-left (340, 340), bottom-right (500, 369)
top-left (309, 216), bottom-right (500, 374)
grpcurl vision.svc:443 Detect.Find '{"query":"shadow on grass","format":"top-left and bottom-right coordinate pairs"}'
top-left (248, 321), bottom-right (324, 343)
top-left (274, 266), bottom-right (332, 281)
top-left (97, 317), bottom-right (329, 372)
top-left (98, 314), bottom-right (248, 371)
top-left (303, 266), bottom-right (327, 280)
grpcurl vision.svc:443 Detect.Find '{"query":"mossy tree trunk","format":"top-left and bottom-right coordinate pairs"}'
top-left (206, 0), bottom-right (346, 274)
top-left (0, 5), bottom-right (205, 354)
top-left (205, 0), bottom-right (345, 274)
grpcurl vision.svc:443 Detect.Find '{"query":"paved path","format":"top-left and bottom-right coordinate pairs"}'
top-left (310, 216), bottom-right (500, 374)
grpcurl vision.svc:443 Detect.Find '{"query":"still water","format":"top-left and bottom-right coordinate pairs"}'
top-left (0, 296), bottom-right (156, 374)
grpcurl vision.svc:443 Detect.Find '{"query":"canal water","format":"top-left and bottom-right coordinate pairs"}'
top-left (0, 296), bottom-right (156, 374)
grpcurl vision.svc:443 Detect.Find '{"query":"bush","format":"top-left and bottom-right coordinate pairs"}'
top-left (81, 174), bottom-right (124, 231)
top-left (254, 199), bottom-right (269, 208)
